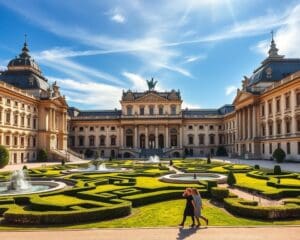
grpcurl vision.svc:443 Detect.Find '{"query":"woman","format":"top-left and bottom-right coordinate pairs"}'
top-left (179, 188), bottom-right (195, 227)
top-left (192, 188), bottom-right (208, 227)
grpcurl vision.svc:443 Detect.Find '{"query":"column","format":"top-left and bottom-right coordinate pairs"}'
top-left (120, 127), bottom-right (124, 148)
top-left (49, 109), bottom-right (52, 131)
top-left (134, 126), bottom-right (138, 148)
top-left (145, 126), bottom-right (149, 149)
top-left (165, 125), bottom-right (169, 148)
top-left (155, 126), bottom-right (158, 149)
top-left (236, 110), bottom-right (239, 141)
top-left (247, 106), bottom-right (251, 139)
top-left (242, 108), bottom-right (246, 139)
top-left (53, 109), bottom-right (56, 130)
top-left (179, 126), bottom-right (183, 148)
top-left (252, 105), bottom-right (256, 138)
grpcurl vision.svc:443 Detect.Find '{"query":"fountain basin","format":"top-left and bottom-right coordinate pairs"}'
top-left (159, 173), bottom-right (227, 184)
top-left (0, 181), bottom-right (66, 196)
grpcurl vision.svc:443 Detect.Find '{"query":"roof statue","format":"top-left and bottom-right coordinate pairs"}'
top-left (146, 77), bottom-right (157, 91)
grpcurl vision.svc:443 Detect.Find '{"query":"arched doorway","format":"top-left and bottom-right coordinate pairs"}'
top-left (170, 128), bottom-right (178, 147)
top-left (158, 134), bottom-right (164, 148)
top-left (140, 134), bottom-right (145, 148)
top-left (149, 134), bottom-right (155, 149)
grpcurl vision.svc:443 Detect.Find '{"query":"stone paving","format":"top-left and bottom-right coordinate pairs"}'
top-left (0, 227), bottom-right (299, 240)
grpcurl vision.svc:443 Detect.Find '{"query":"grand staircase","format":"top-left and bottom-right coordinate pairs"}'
top-left (51, 149), bottom-right (85, 162)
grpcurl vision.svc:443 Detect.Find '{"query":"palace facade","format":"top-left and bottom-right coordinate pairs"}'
top-left (1, 37), bottom-right (300, 164)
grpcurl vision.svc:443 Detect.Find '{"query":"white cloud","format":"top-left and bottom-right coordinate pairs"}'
top-left (111, 14), bottom-right (125, 23)
top-left (184, 55), bottom-right (206, 63)
top-left (182, 102), bottom-right (200, 109)
top-left (122, 72), bottom-right (147, 91)
top-left (48, 77), bottom-right (122, 109)
top-left (225, 85), bottom-right (237, 96)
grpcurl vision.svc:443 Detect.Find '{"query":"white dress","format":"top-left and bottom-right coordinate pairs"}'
top-left (192, 194), bottom-right (202, 218)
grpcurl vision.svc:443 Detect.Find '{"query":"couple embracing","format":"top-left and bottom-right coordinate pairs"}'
top-left (179, 188), bottom-right (208, 228)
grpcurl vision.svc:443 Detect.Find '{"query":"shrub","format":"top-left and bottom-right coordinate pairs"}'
top-left (254, 164), bottom-right (260, 170)
top-left (37, 149), bottom-right (48, 162)
top-left (22, 165), bottom-right (28, 170)
top-left (274, 165), bottom-right (281, 175)
top-left (227, 171), bottom-right (236, 186)
top-left (94, 151), bottom-right (99, 160)
top-left (207, 154), bottom-right (211, 164)
top-left (272, 148), bottom-right (286, 163)
top-left (61, 159), bottom-right (65, 166)
top-left (0, 145), bottom-right (9, 168)
top-left (206, 180), bottom-right (217, 195)
top-left (211, 187), bottom-right (229, 201)
top-left (216, 146), bottom-right (228, 156)
top-left (169, 160), bottom-right (173, 166)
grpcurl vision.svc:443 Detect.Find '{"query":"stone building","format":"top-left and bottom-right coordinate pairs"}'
top-left (1, 37), bottom-right (300, 163)
top-left (0, 41), bottom-right (68, 164)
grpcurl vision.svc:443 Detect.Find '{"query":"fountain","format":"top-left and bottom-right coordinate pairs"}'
top-left (67, 160), bottom-right (130, 173)
top-left (159, 173), bottom-right (227, 184)
top-left (0, 169), bottom-right (66, 196)
top-left (148, 155), bottom-right (160, 163)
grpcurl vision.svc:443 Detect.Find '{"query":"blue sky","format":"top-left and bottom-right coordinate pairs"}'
top-left (0, 0), bottom-right (300, 109)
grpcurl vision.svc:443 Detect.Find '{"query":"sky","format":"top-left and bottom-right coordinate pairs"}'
top-left (0, 0), bottom-right (300, 110)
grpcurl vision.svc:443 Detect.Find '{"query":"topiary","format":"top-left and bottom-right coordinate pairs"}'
top-left (22, 165), bottom-right (28, 170)
top-left (216, 146), bottom-right (228, 156)
top-left (207, 154), bottom-right (211, 164)
top-left (61, 159), bottom-right (65, 166)
top-left (0, 145), bottom-right (9, 168)
top-left (37, 149), bottom-right (48, 162)
top-left (272, 148), bottom-right (286, 163)
top-left (274, 165), bottom-right (282, 175)
top-left (254, 164), bottom-right (260, 170)
top-left (227, 170), bottom-right (236, 187)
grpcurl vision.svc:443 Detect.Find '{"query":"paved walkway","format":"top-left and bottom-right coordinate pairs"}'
top-left (0, 227), bottom-right (299, 240)
top-left (213, 157), bottom-right (300, 172)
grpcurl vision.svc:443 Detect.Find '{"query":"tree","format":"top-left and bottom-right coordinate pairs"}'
top-left (0, 145), bottom-right (9, 168)
top-left (207, 154), bottom-right (211, 164)
top-left (274, 165), bottom-right (282, 175)
top-left (227, 171), bottom-right (236, 187)
top-left (272, 148), bottom-right (286, 163)
top-left (216, 146), bottom-right (228, 156)
top-left (37, 149), bottom-right (48, 162)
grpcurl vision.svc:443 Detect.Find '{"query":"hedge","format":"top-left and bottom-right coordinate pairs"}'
top-left (246, 171), bottom-right (270, 180)
top-left (4, 200), bottom-right (131, 225)
top-left (211, 187), bottom-right (229, 201)
top-left (224, 198), bottom-right (300, 219)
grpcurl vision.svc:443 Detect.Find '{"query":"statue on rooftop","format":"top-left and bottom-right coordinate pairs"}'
top-left (146, 77), bottom-right (157, 91)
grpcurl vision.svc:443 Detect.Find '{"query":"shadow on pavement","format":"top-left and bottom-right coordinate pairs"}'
top-left (176, 227), bottom-right (201, 240)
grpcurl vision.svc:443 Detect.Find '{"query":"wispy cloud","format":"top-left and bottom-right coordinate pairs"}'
top-left (184, 55), bottom-right (206, 63)
top-left (122, 72), bottom-right (147, 91)
top-left (111, 13), bottom-right (125, 23)
top-left (225, 85), bottom-right (237, 96)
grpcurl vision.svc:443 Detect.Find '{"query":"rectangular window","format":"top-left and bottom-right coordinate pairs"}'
top-left (149, 106), bottom-right (154, 115)
top-left (269, 124), bottom-right (273, 136)
top-left (6, 112), bottom-right (10, 124)
top-left (262, 143), bottom-right (265, 154)
top-left (268, 100), bottom-right (272, 115)
top-left (261, 104), bottom-right (265, 116)
top-left (276, 98), bottom-right (280, 113)
top-left (297, 119), bottom-right (300, 132)
top-left (286, 121), bottom-right (291, 134)
top-left (298, 142), bottom-right (300, 155)
top-left (269, 143), bottom-right (272, 154)
top-left (199, 135), bottom-right (204, 145)
top-left (285, 94), bottom-right (290, 109)
top-left (140, 107), bottom-right (144, 115)
top-left (33, 118), bottom-right (37, 129)
top-left (33, 137), bottom-right (36, 147)
top-left (5, 136), bottom-right (10, 146)
top-left (159, 107), bottom-right (163, 115)
top-left (296, 92), bottom-right (300, 106)
top-left (277, 122), bottom-right (281, 135)
top-left (287, 142), bottom-right (291, 154)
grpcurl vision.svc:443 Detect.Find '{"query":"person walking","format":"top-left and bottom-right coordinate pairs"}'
top-left (179, 188), bottom-right (195, 228)
top-left (192, 188), bottom-right (208, 227)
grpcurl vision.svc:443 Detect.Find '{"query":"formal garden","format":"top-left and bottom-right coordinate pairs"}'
top-left (0, 155), bottom-right (299, 229)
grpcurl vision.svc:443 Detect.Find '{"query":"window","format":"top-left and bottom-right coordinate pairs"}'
top-left (149, 106), bottom-right (154, 115)
top-left (100, 135), bottom-right (106, 146)
top-left (276, 98), bottom-right (280, 113)
top-left (14, 115), bottom-right (18, 125)
top-left (6, 99), bottom-right (11, 106)
top-left (79, 127), bottom-right (84, 132)
top-left (285, 94), bottom-right (290, 109)
top-left (261, 125), bottom-right (266, 136)
top-left (286, 121), bottom-right (291, 134)
top-left (111, 126), bottom-right (115, 131)
top-left (33, 118), bottom-right (37, 129)
top-left (262, 143), bottom-right (265, 154)
top-left (269, 143), bottom-right (272, 154)
top-left (100, 126), bottom-right (105, 131)
top-left (14, 136), bottom-right (18, 146)
top-left (219, 125), bottom-right (222, 130)
top-left (296, 92), bottom-right (300, 106)
top-left (199, 134), bottom-right (205, 145)
top-left (111, 135), bottom-right (116, 146)
top-left (14, 101), bottom-right (18, 107)
top-left (20, 137), bottom-right (24, 147)
top-left (79, 136), bottom-right (84, 146)
top-left (89, 135), bottom-right (95, 146)
top-left (298, 142), bottom-right (300, 155)
top-left (276, 121), bottom-right (281, 135)
top-left (268, 123), bottom-right (273, 136)
top-left (127, 106), bottom-right (133, 115)
top-left (140, 107), bottom-right (144, 115)
top-left (287, 142), bottom-right (291, 154)
top-left (159, 106), bottom-right (163, 115)
top-left (209, 134), bottom-right (215, 145)
top-left (171, 105), bottom-right (176, 115)
top-left (209, 125), bottom-right (214, 130)
top-left (297, 119), bottom-right (300, 132)
top-left (188, 135), bottom-right (194, 145)
top-left (188, 125), bottom-right (193, 130)
top-left (268, 100), bottom-right (272, 115)
top-left (33, 137), bottom-right (36, 147)
top-left (261, 104), bottom-right (265, 116)
top-left (6, 112), bottom-right (10, 124)
top-left (27, 116), bottom-right (31, 127)
top-left (5, 136), bottom-right (10, 146)
top-left (21, 116), bottom-right (25, 126)
top-left (90, 126), bottom-right (94, 131)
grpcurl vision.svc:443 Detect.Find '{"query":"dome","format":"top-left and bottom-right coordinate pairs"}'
top-left (7, 41), bottom-right (41, 73)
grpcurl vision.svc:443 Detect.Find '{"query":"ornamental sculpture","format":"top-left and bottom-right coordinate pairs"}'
top-left (146, 77), bottom-right (158, 91)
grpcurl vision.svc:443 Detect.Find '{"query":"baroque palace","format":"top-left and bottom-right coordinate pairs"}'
top-left (1, 37), bottom-right (300, 164)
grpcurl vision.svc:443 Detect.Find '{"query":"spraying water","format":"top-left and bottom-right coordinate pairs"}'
top-left (7, 170), bottom-right (31, 191)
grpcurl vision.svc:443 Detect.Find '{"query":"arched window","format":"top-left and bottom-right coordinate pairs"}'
top-left (188, 134), bottom-right (194, 145)
top-left (99, 135), bottom-right (106, 146)
top-left (209, 134), bottom-right (215, 145)
top-left (127, 105), bottom-right (133, 115)
top-left (170, 105), bottom-right (176, 115)
top-left (110, 135), bottom-right (116, 146)
top-left (158, 105), bottom-right (164, 115)
top-left (89, 135), bottom-right (95, 146)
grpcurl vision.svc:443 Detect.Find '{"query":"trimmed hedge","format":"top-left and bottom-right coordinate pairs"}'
top-left (211, 187), bottom-right (229, 201)
top-left (0, 145), bottom-right (9, 168)
top-left (224, 198), bottom-right (300, 219)
top-left (4, 200), bottom-right (131, 225)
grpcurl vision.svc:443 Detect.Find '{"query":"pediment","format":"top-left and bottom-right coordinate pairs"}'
top-left (233, 91), bottom-right (254, 105)
top-left (135, 93), bottom-right (167, 102)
